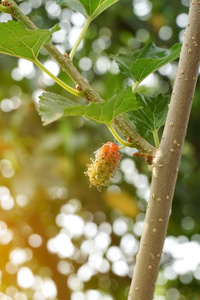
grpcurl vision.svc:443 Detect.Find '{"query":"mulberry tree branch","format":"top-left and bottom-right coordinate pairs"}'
top-left (113, 116), bottom-right (155, 154)
top-left (3, 0), bottom-right (155, 155)
top-left (128, 1), bottom-right (200, 299)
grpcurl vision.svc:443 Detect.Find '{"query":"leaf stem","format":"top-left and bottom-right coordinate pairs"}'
top-left (107, 124), bottom-right (135, 147)
top-left (69, 17), bottom-right (92, 59)
top-left (118, 145), bottom-right (126, 150)
top-left (34, 60), bottom-right (83, 97)
top-left (0, 4), bottom-right (11, 13)
top-left (152, 128), bottom-right (159, 148)
top-left (132, 81), bottom-right (139, 93)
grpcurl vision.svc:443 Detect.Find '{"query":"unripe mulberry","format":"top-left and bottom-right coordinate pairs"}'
top-left (85, 142), bottom-right (121, 191)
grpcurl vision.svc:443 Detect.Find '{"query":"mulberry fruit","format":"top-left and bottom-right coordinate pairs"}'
top-left (85, 142), bottom-right (121, 191)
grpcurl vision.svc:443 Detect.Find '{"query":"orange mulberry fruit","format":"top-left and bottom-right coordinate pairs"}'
top-left (85, 142), bottom-right (121, 191)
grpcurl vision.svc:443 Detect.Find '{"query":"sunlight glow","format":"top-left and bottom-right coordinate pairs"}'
top-left (112, 260), bottom-right (129, 277)
top-left (37, 59), bottom-right (61, 86)
top-left (1, 97), bottom-right (21, 112)
top-left (71, 12), bottom-right (85, 27)
top-left (52, 28), bottom-right (66, 43)
top-left (28, 234), bottom-right (42, 248)
top-left (32, 276), bottom-right (43, 291)
top-left (5, 286), bottom-right (18, 299)
top-left (18, 59), bottom-right (35, 79)
top-left (16, 194), bottom-right (29, 207)
top-left (45, 1), bottom-right (61, 18)
top-left (109, 60), bottom-right (120, 74)
top-left (94, 232), bottom-right (111, 251)
top-left (33, 291), bottom-right (45, 300)
top-left (61, 199), bottom-right (81, 214)
top-left (29, 0), bottom-right (42, 9)
top-left (83, 222), bottom-right (98, 238)
top-left (86, 290), bottom-right (102, 300)
top-left (136, 28), bottom-right (150, 42)
top-left (81, 239), bottom-right (95, 255)
top-left (106, 246), bottom-right (123, 262)
top-left (71, 290), bottom-right (114, 300)
top-left (56, 214), bottom-right (84, 237)
top-left (32, 89), bottom-right (45, 104)
top-left (79, 57), bottom-right (93, 71)
top-left (120, 233), bottom-right (139, 255)
top-left (48, 232), bottom-right (75, 258)
top-left (166, 288), bottom-right (180, 300)
top-left (71, 292), bottom-right (85, 300)
top-left (159, 26), bottom-right (173, 41)
top-left (164, 237), bottom-right (200, 274)
top-left (0, 160), bottom-right (15, 179)
top-left (176, 13), bottom-right (188, 28)
top-left (0, 292), bottom-right (12, 300)
top-left (120, 158), bottom-right (137, 174)
top-left (41, 60), bottom-right (60, 86)
top-left (57, 260), bottom-right (74, 275)
top-left (94, 56), bottom-right (110, 75)
top-left (163, 266), bottom-right (178, 281)
top-left (0, 229), bottom-right (13, 245)
top-left (99, 222), bottom-right (112, 235)
top-left (113, 218), bottom-right (128, 236)
top-left (88, 251), bottom-right (103, 269)
top-left (11, 68), bottom-right (24, 81)
top-left (14, 292), bottom-right (27, 300)
top-left (133, 0), bottom-right (152, 19)
top-left (41, 278), bottom-right (57, 299)
top-left (133, 221), bottom-right (144, 236)
top-left (17, 267), bottom-right (34, 289)
top-left (96, 258), bottom-right (110, 273)
top-left (0, 221), bottom-right (7, 236)
top-left (19, 2), bottom-right (32, 15)
top-left (1, 196), bottom-right (14, 210)
top-left (77, 264), bottom-right (93, 282)
top-left (0, 13), bottom-right (12, 22)
top-left (9, 248), bottom-right (27, 265)
top-left (68, 274), bottom-right (84, 291)
top-left (5, 262), bottom-right (18, 275)
top-left (69, 27), bottom-right (83, 50)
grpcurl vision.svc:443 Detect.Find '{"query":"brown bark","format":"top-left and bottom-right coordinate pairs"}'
top-left (128, 1), bottom-right (200, 299)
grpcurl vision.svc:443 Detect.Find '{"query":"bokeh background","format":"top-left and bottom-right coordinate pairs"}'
top-left (0, 0), bottom-right (200, 299)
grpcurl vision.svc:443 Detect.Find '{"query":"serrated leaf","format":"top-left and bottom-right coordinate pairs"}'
top-left (63, 88), bottom-right (139, 124)
top-left (80, 0), bottom-right (119, 19)
top-left (55, 0), bottom-right (118, 19)
top-left (39, 87), bottom-right (139, 126)
top-left (113, 43), bottom-right (181, 83)
top-left (0, 21), bottom-right (59, 61)
top-left (39, 92), bottom-right (77, 125)
top-left (128, 93), bottom-right (170, 137)
top-left (113, 43), bottom-right (167, 78)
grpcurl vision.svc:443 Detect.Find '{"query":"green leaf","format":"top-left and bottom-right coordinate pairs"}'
top-left (0, 21), bottom-right (59, 61)
top-left (39, 92), bottom-right (77, 126)
top-left (55, 0), bottom-right (118, 19)
top-left (39, 87), bottom-right (139, 126)
top-left (80, 0), bottom-right (119, 19)
top-left (128, 93), bottom-right (170, 137)
top-left (113, 43), bottom-right (181, 83)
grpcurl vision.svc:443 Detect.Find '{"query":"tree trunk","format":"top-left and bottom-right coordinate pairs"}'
top-left (128, 1), bottom-right (200, 299)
